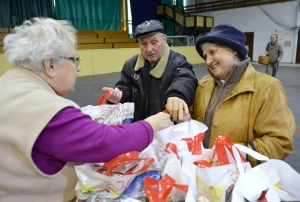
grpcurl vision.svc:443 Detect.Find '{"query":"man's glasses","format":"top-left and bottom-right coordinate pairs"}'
top-left (60, 56), bottom-right (81, 68)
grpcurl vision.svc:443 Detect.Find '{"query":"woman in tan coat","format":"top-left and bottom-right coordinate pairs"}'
top-left (191, 23), bottom-right (296, 166)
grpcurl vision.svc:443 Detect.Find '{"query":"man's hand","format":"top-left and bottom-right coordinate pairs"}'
top-left (176, 111), bottom-right (191, 123)
top-left (165, 97), bottom-right (189, 122)
top-left (102, 87), bottom-right (122, 104)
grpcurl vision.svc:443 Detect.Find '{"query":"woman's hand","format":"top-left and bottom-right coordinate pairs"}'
top-left (145, 112), bottom-right (173, 134)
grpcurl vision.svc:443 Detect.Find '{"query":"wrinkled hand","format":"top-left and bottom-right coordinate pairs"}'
top-left (145, 112), bottom-right (173, 134)
top-left (102, 87), bottom-right (122, 104)
top-left (165, 97), bottom-right (189, 122)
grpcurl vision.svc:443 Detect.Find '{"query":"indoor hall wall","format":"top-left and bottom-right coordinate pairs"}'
top-left (0, 46), bottom-right (203, 77)
top-left (197, 1), bottom-right (299, 63)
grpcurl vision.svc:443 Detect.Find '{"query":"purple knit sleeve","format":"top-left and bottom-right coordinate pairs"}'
top-left (32, 107), bottom-right (154, 175)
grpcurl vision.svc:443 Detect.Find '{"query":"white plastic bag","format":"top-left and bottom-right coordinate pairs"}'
top-left (232, 159), bottom-right (300, 202)
top-left (74, 151), bottom-right (154, 201)
top-left (140, 119), bottom-right (208, 202)
top-left (195, 137), bottom-right (255, 202)
top-left (154, 119), bottom-right (208, 159)
top-left (81, 102), bottom-right (134, 125)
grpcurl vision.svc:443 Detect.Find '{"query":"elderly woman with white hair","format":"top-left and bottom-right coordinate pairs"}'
top-left (0, 17), bottom-right (173, 201)
top-left (190, 23), bottom-right (296, 166)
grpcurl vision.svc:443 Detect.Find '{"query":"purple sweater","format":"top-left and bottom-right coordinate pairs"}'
top-left (32, 107), bottom-right (154, 175)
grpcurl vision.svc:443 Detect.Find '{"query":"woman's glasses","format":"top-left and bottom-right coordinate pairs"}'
top-left (60, 56), bottom-right (81, 68)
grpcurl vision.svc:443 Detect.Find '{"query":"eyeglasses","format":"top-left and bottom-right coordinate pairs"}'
top-left (60, 56), bottom-right (81, 68)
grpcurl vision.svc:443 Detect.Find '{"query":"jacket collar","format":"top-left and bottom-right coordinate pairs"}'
top-left (134, 43), bottom-right (170, 78)
top-left (229, 61), bottom-right (256, 96)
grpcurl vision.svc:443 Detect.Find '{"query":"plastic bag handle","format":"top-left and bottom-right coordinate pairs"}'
top-left (97, 91), bottom-right (110, 106)
top-left (173, 183), bottom-right (189, 193)
top-left (103, 158), bottom-right (154, 176)
top-left (163, 109), bottom-right (169, 114)
top-left (103, 151), bottom-right (154, 176)
top-left (215, 136), bottom-right (247, 166)
top-left (182, 132), bottom-right (205, 155)
top-left (145, 174), bottom-right (187, 202)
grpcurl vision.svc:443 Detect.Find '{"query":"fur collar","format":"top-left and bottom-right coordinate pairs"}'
top-left (134, 43), bottom-right (170, 78)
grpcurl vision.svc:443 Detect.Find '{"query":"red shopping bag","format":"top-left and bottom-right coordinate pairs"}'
top-left (145, 174), bottom-right (188, 202)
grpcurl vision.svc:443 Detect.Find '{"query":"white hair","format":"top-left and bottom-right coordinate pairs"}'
top-left (3, 17), bottom-right (77, 72)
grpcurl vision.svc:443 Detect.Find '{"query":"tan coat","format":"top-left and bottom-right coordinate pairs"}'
top-left (191, 63), bottom-right (296, 166)
top-left (0, 68), bottom-right (79, 201)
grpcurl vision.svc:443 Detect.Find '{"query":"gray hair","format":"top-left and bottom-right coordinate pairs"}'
top-left (271, 34), bottom-right (278, 40)
top-left (3, 17), bottom-right (77, 72)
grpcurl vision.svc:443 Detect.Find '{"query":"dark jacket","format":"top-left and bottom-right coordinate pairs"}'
top-left (115, 44), bottom-right (198, 121)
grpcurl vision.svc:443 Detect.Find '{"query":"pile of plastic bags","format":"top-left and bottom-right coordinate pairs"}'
top-left (76, 101), bottom-right (300, 202)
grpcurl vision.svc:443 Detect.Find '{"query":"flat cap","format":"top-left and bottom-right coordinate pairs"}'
top-left (134, 20), bottom-right (164, 38)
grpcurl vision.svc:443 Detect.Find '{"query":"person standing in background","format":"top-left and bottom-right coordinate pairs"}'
top-left (265, 34), bottom-right (284, 77)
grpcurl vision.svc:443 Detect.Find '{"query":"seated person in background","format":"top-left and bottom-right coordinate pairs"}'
top-left (190, 23), bottom-right (296, 166)
top-left (0, 17), bottom-right (173, 201)
top-left (102, 20), bottom-right (198, 122)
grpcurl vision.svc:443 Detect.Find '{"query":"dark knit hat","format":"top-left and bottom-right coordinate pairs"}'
top-left (134, 20), bottom-right (164, 38)
top-left (195, 23), bottom-right (248, 60)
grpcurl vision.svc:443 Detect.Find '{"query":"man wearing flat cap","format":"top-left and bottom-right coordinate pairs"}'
top-left (103, 20), bottom-right (198, 122)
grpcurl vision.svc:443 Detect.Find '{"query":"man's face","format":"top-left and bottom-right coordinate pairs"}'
top-left (138, 33), bottom-right (167, 66)
top-left (271, 35), bottom-right (277, 43)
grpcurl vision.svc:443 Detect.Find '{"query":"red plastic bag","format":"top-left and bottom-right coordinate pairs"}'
top-left (145, 174), bottom-right (188, 202)
top-left (97, 91), bottom-right (110, 105)
top-left (102, 151), bottom-right (154, 176)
